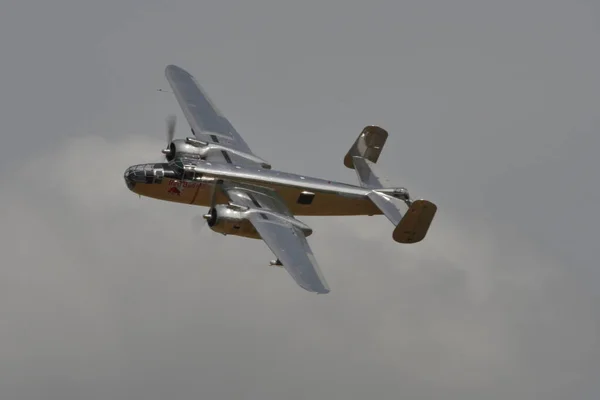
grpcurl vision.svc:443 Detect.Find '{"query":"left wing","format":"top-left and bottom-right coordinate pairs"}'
top-left (223, 183), bottom-right (331, 294)
top-left (165, 64), bottom-right (265, 167)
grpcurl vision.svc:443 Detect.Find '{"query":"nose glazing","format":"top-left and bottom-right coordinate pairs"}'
top-left (124, 164), bottom-right (156, 191)
top-left (124, 171), bottom-right (136, 190)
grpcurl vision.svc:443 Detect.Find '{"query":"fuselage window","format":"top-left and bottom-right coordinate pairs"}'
top-left (297, 191), bottom-right (315, 205)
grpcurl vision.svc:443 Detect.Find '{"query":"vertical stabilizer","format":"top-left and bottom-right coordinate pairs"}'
top-left (344, 126), bottom-right (388, 169)
top-left (344, 126), bottom-right (389, 188)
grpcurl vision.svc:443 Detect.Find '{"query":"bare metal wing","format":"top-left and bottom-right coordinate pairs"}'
top-left (165, 64), bottom-right (266, 167)
top-left (223, 183), bottom-right (330, 294)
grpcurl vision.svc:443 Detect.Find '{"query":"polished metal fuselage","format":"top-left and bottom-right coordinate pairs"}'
top-left (124, 159), bottom-right (382, 216)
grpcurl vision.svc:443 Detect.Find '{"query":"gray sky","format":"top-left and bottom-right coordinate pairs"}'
top-left (1, 0), bottom-right (599, 399)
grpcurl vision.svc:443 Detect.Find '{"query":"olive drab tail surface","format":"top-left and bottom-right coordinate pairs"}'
top-left (344, 126), bottom-right (437, 244)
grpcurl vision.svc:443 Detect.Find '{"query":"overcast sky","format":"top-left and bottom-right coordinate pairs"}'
top-left (1, 0), bottom-right (599, 399)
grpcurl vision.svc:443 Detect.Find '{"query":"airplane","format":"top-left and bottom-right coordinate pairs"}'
top-left (124, 65), bottom-right (437, 294)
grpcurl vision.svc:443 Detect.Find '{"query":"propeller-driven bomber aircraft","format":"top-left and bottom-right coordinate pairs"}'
top-left (124, 65), bottom-right (437, 294)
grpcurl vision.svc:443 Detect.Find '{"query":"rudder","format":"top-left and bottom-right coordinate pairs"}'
top-left (344, 126), bottom-right (388, 169)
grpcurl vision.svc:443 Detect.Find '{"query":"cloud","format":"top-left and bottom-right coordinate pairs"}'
top-left (1, 134), bottom-right (597, 400)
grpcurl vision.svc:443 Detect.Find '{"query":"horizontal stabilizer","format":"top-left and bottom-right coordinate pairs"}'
top-left (367, 193), bottom-right (437, 244)
top-left (367, 191), bottom-right (405, 226)
top-left (346, 124), bottom-right (437, 243)
top-left (352, 156), bottom-right (389, 188)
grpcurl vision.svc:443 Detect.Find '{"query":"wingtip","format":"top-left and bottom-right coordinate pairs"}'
top-left (304, 283), bottom-right (331, 295)
top-left (318, 283), bottom-right (331, 294)
top-left (165, 64), bottom-right (190, 78)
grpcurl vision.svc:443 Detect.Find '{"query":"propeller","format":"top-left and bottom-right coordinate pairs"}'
top-left (191, 215), bottom-right (206, 234)
top-left (194, 179), bottom-right (222, 232)
top-left (166, 114), bottom-right (176, 143)
top-left (162, 114), bottom-right (177, 160)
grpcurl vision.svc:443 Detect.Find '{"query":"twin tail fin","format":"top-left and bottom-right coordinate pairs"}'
top-left (344, 126), bottom-right (437, 243)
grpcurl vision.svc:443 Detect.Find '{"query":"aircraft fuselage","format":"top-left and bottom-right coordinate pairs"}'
top-left (124, 160), bottom-right (382, 216)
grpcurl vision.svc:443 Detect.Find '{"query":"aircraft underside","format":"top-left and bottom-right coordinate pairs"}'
top-left (125, 163), bottom-right (382, 217)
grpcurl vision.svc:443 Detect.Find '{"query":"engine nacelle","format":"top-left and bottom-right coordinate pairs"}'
top-left (203, 204), bottom-right (261, 239)
top-left (162, 137), bottom-right (272, 169)
top-left (162, 138), bottom-right (206, 162)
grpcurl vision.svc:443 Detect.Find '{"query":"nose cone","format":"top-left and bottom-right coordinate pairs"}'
top-left (124, 163), bottom-right (174, 194)
top-left (124, 169), bottom-right (136, 191)
top-left (124, 164), bottom-right (151, 192)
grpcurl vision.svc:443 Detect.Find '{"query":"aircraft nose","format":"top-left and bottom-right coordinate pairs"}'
top-left (124, 164), bottom-right (148, 191)
top-left (124, 168), bottom-right (137, 191)
top-left (124, 163), bottom-right (169, 191)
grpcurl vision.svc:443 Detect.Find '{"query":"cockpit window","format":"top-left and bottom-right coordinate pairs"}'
top-left (170, 159), bottom-right (184, 171)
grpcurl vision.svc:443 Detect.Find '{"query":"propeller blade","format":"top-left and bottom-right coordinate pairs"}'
top-left (209, 179), bottom-right (222, 209)
top-left (192, 181), bottom-right (223, 234)
top-left (191, 215), bottom-right (206, 234)
top-left (166, 114), bottom-right (176, 145)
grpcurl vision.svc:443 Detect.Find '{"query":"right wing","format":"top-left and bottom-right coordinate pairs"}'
top-left (223, 183), bottom-right (331, 294)
top-left (165, 64), bottom-right (265, 167)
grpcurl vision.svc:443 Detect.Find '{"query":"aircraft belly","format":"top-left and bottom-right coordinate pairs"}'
top-left (133, 179), bottom-right (380, 216)
top-left (278, 186), bottom-right (380, 216)
top-left (131, 179), bottom-right (222, 205)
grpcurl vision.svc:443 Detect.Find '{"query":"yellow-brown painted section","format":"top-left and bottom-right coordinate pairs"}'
top-left (132, 179), bottom-right (382, 216)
